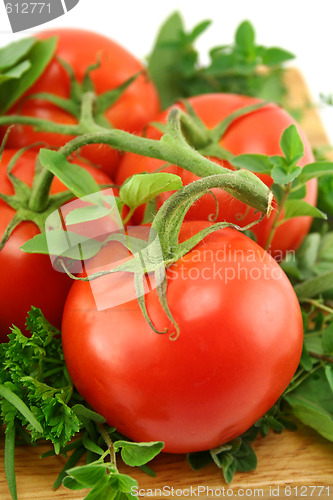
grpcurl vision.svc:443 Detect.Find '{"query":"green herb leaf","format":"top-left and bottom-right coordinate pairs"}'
top-left (0, 38), bottom-right (57, 113)
top-left (322, 324), bottom-right (333, 355)
top-left (262, 47), bottom-right (295, 66)
top-left (66, 463), bottom-right (107, 488)
top-left (0, 38), bottom-right (35, 71)
top-left (114, 441), bottom-right (164, 467)
top-left (280, 125), bottom-right (304, 165)
top-left (20, 230), bottom-right (102, 261)
top-left (283, 200), bottom-right (327, 222)
top-left (147, 12), bottom-right (187, 109)
top-left (231, 154), bottom-right (272, 174)
top-left (119, 172), bottom-right (182, 211)
top-left (271, 165), bottom-right (302, 185)
top-left (284, 368), bottom-right (333, 441)
top-left (235, 21), bottom-right (255, 55)
top-left (0, 60), bottom-right (31, 84)
top-left (297, 162), bottom-right (333, 185)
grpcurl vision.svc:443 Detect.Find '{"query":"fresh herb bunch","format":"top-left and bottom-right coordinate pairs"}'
top-left (0, 308), bottom-right (164, 500)
top-left (147, 12), bottom-right (294, 109)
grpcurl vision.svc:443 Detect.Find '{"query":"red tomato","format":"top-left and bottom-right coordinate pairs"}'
top-left (4, 29), bottom-right (161, 177)
top-left (0, 149), bottom-right (113, 341)
top-left (62, 221), bottom-right (303, 453)
top-left (116, 94), bottom-right (317, 258)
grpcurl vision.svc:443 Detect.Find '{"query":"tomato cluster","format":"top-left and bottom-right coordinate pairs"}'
top-left (0, 28), bottom-right (307, 454)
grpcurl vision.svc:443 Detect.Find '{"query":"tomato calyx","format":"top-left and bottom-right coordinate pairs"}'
top-left (0, 56), bottom-right (142, 138)
top-left (58, 170), bottom-right (272, 338)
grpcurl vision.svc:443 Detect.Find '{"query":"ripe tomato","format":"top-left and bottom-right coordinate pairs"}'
top-left (116, 94), bottom-right (317, 258)
top-left (4, 29), bottom-right (161, 177)
top-left (62, 221), bottom-right (303, 453)
top-left (0, 149), bottom-right (112, 340)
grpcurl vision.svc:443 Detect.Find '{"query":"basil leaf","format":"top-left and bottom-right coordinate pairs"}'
top-left (0, 37), bottom-right (57, 113)
top-left (0, 37), bottom-right (35, 71)
top-left (119, 172), bottom-right (182, 210)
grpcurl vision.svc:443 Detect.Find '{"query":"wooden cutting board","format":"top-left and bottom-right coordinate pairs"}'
top-left (0, 68), bottom-right (333, 500)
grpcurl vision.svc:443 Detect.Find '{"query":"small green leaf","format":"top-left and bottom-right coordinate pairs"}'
top-left (231, 153), bottom-right (272, 174)
top-left (66, 463), bottom-right (107, 488)
top-left (187, 450), bottom-right (212, 470)
top-left (62, 476), bottom-right (87, 491)
top-left (0, 60), bottom-right (31, 84)
top-left (235, 21), bottom-right (255, 54)
top-left (280, 124), bottom-right (304, 165)
top-left (283, 200), bottom-right (327, 222)
top-left (108, 472), bottom-right (138, 493)
top-left (119, 173), bottom-right (182, 211)
top-left (271, 165), bottom-right (302, 185)
top-left (188, 20), bottom-right (211, 43)
top-left (234, 441), bottom-right (257, 472)
top-left (65, 204), bottom-right (113, 226)
top-left (0, 37), bottom-right (57, 113)
top-left (114, 441), bottom-right (164, 467)
top-left (82, 435), bottom-right (105, 456)
top-left (72, 405), bottom-right (106, 425)
top-left (298, 162), bottom-right (333, 185)
top-left (284, 368), bottom-right (333, 441)
top-left (0, 38), bottom-right (36, 71)
top-left (39, 149), bottom-right (102, 201)
top-left (322, 324), bottom-right (333, 355)
top-left (262, 47), bottom-right (295, 66)
top-left (295, 270), bottom-right (333, 300)
top-left (147, 12), bottom-right (185, 109)
top-left (21, 230), bottom-right (102, 261)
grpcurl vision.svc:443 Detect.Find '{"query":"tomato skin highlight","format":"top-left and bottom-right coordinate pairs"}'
top-left (0, 149), bottom-right (112, 340)
top-left (3, 29), bottom-right (161, 178)
top-left (62, 222), bottom-right (303, 453)
top-left (116, 94), bottom-right (317, 258)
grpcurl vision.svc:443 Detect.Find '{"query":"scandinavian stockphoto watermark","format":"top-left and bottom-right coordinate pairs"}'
top-left (44, 189), bottom-right (293, 310)
top-left (3, 0), bottom-right (80, 33)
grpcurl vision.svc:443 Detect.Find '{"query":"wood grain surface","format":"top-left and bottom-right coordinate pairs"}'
top-left (0, 68), bottom-right (332, 500)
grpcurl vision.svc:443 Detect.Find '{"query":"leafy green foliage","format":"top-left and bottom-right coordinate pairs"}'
top-left (0, 37), bottom-right (57, 113)
top-left (0, 308), bottom-right (163, 500)
top-left (148, 13), bottom-right (294, 109)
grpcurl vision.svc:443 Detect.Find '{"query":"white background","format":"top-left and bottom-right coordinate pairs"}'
top-left (0, 0), bottom-right (333, 141)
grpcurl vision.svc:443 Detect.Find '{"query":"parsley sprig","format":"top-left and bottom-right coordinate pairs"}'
top-left (0, 308), bottom-right (163, 500)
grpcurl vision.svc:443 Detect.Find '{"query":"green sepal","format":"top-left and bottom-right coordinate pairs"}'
top-left (95, 73), bottom-right (141, 116)
top-left (23, 92), bottom-right (80, 118)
